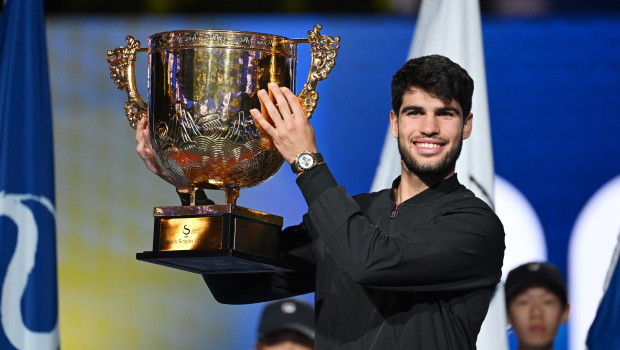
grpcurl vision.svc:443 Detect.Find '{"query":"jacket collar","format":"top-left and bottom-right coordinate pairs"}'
top-left (389, 174), bottom-right (462, 205)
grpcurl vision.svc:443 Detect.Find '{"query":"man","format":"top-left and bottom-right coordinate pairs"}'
top-left (505, 262), bottom-right (570, 350)
top-left (255, 299), bottom-right (314, 350)
top-left (136, 54), bottom-right (505, 349)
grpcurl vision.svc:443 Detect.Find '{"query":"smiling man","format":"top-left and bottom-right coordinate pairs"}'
top-left (136, 54), bottom-right (505, 349)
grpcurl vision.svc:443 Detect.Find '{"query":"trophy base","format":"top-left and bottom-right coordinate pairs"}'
top-left (137, 204), bottom-right (294, 274)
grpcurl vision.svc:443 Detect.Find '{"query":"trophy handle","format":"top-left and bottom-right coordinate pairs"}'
top-left (107, 36), bottom-right (148, 129)
top-left (294, 24), bottom-right (340, 119)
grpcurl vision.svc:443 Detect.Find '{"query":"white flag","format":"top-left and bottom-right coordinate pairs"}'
top-left (370, 0), bottom-right (507, 348)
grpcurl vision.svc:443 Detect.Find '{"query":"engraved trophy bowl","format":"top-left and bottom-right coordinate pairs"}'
top-left (107, 24), bottom-right (340, 205)
top-left (106, 25), bottom-right (339, 274)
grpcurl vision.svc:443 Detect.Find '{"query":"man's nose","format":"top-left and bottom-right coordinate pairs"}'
top-left (420, 115), bottom-right (439, 135)
top-left (530, 303), bottom-right (543, 319)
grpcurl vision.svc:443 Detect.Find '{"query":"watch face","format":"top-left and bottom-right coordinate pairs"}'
top-left (298, 153), bottom-right (315, 170)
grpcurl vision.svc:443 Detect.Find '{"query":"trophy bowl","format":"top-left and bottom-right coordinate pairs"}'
top-left (107, 24), bottom-right (340, 205)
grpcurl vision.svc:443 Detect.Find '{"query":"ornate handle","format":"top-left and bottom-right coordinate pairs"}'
top-left (297, 24), bottom-right (340, 119)
top-left (107, 36), bottom-right (148, 129)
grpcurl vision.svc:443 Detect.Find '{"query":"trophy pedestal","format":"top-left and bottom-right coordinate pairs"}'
top-left (136, 204), bottom-right (294, 274)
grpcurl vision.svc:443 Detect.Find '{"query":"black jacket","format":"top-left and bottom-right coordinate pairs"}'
top-left (199, 164), bottom-right (505, 349)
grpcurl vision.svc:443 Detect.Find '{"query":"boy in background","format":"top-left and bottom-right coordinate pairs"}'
top-left (505, 262), bottom-right (570, 350)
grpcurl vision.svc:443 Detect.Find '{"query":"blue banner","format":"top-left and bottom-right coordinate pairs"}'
top-left (587, 255), bottom-right (620, 350)
top-left (0, 0), bottom-right (59, 349)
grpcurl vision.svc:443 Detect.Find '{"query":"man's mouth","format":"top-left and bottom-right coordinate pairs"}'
top-left (529, 325), bottom-right (546, 332)
top-left (413, 140), bottom-right (445, 154)
top-left (416, 142), bottom-right (441, 149)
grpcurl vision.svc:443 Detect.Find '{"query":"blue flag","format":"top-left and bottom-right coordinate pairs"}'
top-left (586, 246), bottom-right (620, 350)
top-left (0, 0), bottom-right (59, 349)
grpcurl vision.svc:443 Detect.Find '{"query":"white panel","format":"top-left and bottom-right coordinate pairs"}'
top-left (495, 175), bottom-right (547, 280)
top-left (568, 175), bottom-right (620, 350)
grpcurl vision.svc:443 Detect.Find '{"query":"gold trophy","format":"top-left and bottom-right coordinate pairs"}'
top-left (107, 25), bottom-right (339, 273)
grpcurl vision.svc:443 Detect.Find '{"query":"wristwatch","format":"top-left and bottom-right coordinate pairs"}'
top-left (291, 151), bottom-right (323, 174)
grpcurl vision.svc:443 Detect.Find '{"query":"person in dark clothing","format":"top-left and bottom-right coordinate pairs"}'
top-left (255, 298), bottom-right (315, 350)
top-left (135, 54), bottom-right (505, 349)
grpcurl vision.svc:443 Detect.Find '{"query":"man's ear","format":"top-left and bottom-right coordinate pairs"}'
top-left (390, 110), bottom-right (398, 139)
top-left (463, 113), bottom-right (473, 139)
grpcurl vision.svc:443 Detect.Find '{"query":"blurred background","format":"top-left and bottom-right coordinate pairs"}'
top-left (41, 0), bottom-right (620, 15)
top-left (3, 0), bottom-right (619, 349)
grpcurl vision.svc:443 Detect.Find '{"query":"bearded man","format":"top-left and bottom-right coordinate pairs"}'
top-left (136, 54), bottom-right (505, 350)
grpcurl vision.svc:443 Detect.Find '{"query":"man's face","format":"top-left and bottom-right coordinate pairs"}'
top-left (507, 286), bottom-right (570, 350)
top-left (390, 89), bottom-right (472, 178)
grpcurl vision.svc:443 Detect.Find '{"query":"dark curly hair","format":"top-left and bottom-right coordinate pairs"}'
top-left (391, 55), bottom-right (474, 117)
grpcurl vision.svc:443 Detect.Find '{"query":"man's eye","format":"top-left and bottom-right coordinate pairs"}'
top-left (516, 299), bottom-right (529, 306)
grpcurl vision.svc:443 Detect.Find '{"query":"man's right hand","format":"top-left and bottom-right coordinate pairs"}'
top-left (135, 117), bottom-right (193, 193)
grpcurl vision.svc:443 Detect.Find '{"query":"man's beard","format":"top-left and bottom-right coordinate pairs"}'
top-left (398, 136), bottom-right (463, 178)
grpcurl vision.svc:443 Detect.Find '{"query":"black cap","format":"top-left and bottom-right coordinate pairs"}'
top-left (505, 262), bottom-right (567, 306)
top-left (258, 299), bottom-right (314, 341)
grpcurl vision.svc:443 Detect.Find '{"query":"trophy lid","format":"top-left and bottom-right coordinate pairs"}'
top-left (148, 29), bottom-right (301, 56)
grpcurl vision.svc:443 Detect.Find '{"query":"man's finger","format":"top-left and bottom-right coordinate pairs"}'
top-left (250, 108), bottom-right (278, 138)
top-left (268, 83), bottom-right (293, 121)
top-left (135, 117), bottom-right (146, 143)
top-left (258, 89), bottom-right (285, 128)
top-left (281, 86), bottom-right (307, 123)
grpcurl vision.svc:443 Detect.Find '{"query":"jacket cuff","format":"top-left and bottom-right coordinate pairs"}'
top-left (295, 163), bottom-right (338, 206)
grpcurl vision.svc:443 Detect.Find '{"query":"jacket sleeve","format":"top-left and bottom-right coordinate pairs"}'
top-left (297, 164), bottom-right (505, 292)
top-left (201, 224), bottom-right (316, 304)
top-left (202, 270), bottom-right (314, 305)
